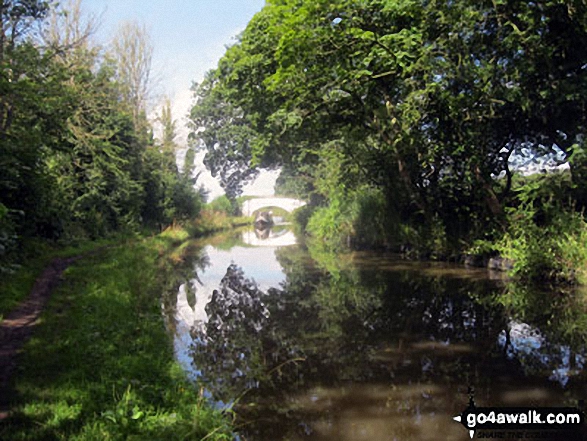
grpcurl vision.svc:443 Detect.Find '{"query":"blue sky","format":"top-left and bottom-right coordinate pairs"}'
top-left (85, 0), bottom-right (265, 101)
top-left (82, 0), bottom-right (277, 199)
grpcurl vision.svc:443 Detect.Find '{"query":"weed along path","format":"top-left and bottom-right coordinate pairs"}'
top-left (0, 255), bottom-right (81, 420)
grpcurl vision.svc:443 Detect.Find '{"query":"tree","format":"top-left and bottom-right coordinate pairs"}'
top-left (190, 0), bottom-right (587, 243)
top-left (190, 70), bottom-right (260, 201)
top-left (157, 97), bottom-right (177, 154)
top-left (0, 0), bottom-right (205, 270)
top-left (40, 0), bottom-right (102, 67)
top-left (111, 20), bottom-right (154, 129)
top-left (140, 97), bottom-right (203, 229)
top-left (0, 1), bottom-right (53, 59)
top-left (0, 0), bottom-right (77, 241)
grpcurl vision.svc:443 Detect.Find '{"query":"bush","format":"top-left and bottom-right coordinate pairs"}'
top-left (292, 204), bottom-right (315, 232)
top-left (305, 187), bottom-right (395, 250)
top-left (383, 215), bottom-right (453, 259)
top-left (306, 198), bottom-right (352, 249)
top-left (207, 195), bottom-right (235, 216)
top-left (496, 204), bottom-right (587, 284)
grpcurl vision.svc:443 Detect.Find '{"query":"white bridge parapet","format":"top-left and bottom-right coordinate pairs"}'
top-left (242, 197), bottom-right (307, 216)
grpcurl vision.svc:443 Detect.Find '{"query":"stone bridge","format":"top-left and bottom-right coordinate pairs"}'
top-left (241, 197), bottom-right (306, 217)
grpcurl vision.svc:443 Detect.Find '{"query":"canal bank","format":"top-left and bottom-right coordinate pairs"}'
top-left (0, 229), bottom-right (233, 440)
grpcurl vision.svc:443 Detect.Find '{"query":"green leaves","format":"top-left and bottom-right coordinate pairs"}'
top-left (190, 0), bottom-right (587, 253)
top-left (0, 2), bottom-right (203, 261)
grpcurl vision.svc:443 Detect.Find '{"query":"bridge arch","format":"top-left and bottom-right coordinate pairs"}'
top-left (241, 197), bottom-right (306, 217)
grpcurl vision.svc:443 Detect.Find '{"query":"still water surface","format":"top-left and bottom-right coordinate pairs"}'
top-left (163, 227), bottom-right (587, 440)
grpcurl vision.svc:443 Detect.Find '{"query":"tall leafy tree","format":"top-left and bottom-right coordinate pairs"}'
top-left (190, 0), bottom-right (587, 238)
top-left (0, 0), bottom-right (203, 264)
top-left (0, 1), bottom-right (75, 238)
top-left (142, 98), bottom-right (202, 228)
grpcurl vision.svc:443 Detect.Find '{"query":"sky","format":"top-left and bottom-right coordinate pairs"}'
top-left (82, 0), bottom-right (279, 200)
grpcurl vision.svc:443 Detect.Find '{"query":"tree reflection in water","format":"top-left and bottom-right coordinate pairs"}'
top-left (181, 242), bottom-right (587, 441)
top-left (193, 264), bottom-right (277, 400)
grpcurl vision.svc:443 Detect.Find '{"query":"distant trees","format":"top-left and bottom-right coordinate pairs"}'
top-left (142, 97), bottom-right (202, 230)
top-left (41, 0), bottom-right (101, 65)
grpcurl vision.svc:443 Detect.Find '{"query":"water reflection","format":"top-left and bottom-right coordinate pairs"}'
top-left (164, 229), bottom-right (587, 440)
top-left (168, 228), bottom-right (290, 379)
top-left (242, 225), bottom-right (298, 247)
top-left (499, 321), bottom-right (586, 387)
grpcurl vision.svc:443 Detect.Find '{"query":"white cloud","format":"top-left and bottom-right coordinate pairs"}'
top-left (171, 88), bottom-right (195, 145)
top-left (242, 169), bottom-right (281, 197)
top-left (193, 151), bottom-right (224, 202)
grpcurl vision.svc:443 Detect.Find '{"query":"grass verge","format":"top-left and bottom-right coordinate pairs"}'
top-left (0, 235), bottom-right (131, 322)
top-left (0, 231), bottom-right (233, 440)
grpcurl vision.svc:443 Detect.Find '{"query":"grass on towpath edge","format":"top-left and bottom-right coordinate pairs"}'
top-left (0, 236), bottom-right (127, 323)
top-left (0, 227), bottom-right (234, 441)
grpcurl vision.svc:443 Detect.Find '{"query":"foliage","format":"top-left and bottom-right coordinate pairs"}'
top-left (206, 195), bottom-right (235, 216)
top-left (496, 202), bottom-right (587, 285)
top-left (306, 187), bottom-right (401, 248)
top-left (491, 281), bottom-right (587, 347)
top-left (158, 224), bottom-right (190, 245)
top-left (0, 235), bottom-right (233, 441)
top-left (0, 42), bottom-right (74, 240)
top-left (458, 171), bottom-right (587, 283)
top-left (0, 1), bottom-right (204, 270)
top-left (291, 203), bottom-right (314, 233)
top-left (189, 0), bottom-right (587, 277)
top-left (274, 165), bottom-right (314, 199)
top-left (189, 70), bottom-right (260, 202)
top-left (306, 201), bottom-right (352, 249)
top-left (188, 209), bottom-right (253, 238)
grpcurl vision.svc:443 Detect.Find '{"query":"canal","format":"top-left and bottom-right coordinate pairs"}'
top-left (162, 226), bottom-right (587, 440)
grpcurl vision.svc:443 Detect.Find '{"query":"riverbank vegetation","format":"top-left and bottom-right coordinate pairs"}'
top-left (0, 232), bottom-right (233, 441)
top-left (190, 0), bottom-right (587, 285)
top-left (187, 196), bottom-right (254, 236)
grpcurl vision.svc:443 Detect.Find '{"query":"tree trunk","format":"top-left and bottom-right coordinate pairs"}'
top-left (474, 165), bottom-right (504, 220)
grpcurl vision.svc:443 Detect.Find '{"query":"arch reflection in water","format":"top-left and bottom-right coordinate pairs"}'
top-left (242, 226), bottom-right (297, 247)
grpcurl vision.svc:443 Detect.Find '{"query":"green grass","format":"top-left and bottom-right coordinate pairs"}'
top-left (0, 253), bottom-right (49, 322)
top-left (0, 234), bottom-right (233, 441)
top-left (0, 235), bottom-right (129, 322)
top-left (158, 224), bottom-right (191, 245)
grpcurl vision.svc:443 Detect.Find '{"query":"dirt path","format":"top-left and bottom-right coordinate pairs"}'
top-left (0, 255), bottom-right (82, 420)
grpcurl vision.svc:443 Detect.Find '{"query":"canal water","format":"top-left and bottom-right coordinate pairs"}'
top-left (163, 226), bottom-right (587, 440)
